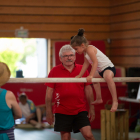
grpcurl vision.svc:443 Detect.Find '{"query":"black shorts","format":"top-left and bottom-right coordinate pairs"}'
top-left (99, 66), bottom-right (116, 78)
top-left (54, 111), bottom-right (90, 133)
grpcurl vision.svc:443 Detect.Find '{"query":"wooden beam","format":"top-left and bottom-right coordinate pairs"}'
top-left (8, 77), bottom-right (140, 83)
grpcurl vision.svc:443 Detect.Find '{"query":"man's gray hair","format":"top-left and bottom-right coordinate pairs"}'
top-left (59, 44), bottom-right (75, 57)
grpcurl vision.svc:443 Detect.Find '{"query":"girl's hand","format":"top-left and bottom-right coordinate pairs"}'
top-left (86, 75), bottom-right (93, 82)
top-left (75, 75), bottom-right (81, 78)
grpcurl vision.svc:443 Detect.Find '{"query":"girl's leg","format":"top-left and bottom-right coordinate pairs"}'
top-left (103, 70), bottom-right (118, 112)
top-left (92, 71), bottom-right (103, 104)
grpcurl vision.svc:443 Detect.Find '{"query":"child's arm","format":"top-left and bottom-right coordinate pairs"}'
top-left (77, 57), bottom-right (89, 78)
top-left (86, 46), bottom-right (98, 82)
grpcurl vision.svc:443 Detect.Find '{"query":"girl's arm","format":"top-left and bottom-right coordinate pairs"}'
top-left (78, 57), bottom-right (89, 77)
top-left (86, 46), bottom-right (98, 81)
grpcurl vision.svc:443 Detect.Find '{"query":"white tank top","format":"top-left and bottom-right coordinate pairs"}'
top-left (85, 46), bottom-right (114, 72)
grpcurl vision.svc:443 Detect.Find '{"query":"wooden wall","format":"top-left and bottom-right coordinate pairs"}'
top-left (110, 0), bottom-right (140, 68)
top-left (0, 0), bottom-right (110, 69)
top-left (1, 0), bottom-right (139, 69)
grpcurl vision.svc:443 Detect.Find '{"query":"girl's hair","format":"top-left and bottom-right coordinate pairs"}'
top-left (59, 44), bottom-right (75, 57)
top-left (70, 28), bottom-right (88, 47)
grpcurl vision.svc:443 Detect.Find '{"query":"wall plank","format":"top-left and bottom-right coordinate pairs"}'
top-left (110, 30), bottom-right (140, 39)
top-left (110, 48), bottom-right (140, 56)
top-left (111, 2), bottom-right (140, 15)
top-left (0, 32), bottom-right (109, 40)
top-left (0, 7), bottom-right (110, 15)
top-left (0, 15), bottom-right (109, 24)
top-left (110, 56), bottom-right (140, 65)
top-left (110, 0), bottom-right (139, 6)
top-left (110, 11), bottom-right (140, 23)
top-left (0, 0), bottom-right (110, 7)
top-left (111, 39), bottom-right (140, 47)
top-left (110, 21), bottom-right (140, 31)
top-left (0, 23), bottom-right (110, 32)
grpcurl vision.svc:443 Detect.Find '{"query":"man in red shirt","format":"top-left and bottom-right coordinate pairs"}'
top-left (45, 44), bottom-right (95, 140)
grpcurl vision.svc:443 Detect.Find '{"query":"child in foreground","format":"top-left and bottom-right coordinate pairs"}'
top-left (70, 28), bottom-right (118, 112)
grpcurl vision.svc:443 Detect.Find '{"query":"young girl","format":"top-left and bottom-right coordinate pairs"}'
top-left (70, 28), bottom-right (118, 112)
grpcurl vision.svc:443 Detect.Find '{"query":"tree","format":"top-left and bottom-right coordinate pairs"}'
top-left (0, 38), bottom-right (37, 77)
top-left (0, 50), bottom-right (21, 77)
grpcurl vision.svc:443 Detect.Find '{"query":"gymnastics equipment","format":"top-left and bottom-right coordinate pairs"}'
top-left (101, 109), bottom-right (129, 140)
top-left (8, 77), bottom-right (140, 83)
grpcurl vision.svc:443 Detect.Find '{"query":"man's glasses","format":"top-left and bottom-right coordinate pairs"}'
top-left (62, 54), bottom-right (75, 58)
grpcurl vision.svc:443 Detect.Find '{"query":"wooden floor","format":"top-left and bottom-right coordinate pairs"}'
top-left (15, 128), bottom-right (101, 140)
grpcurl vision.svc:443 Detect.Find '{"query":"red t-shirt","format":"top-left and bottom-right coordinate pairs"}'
top-left (45, 63), bottom-right (91, 115)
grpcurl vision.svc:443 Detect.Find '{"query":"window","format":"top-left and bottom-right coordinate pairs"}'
top-left (0, 38), bottom-right (49, 78)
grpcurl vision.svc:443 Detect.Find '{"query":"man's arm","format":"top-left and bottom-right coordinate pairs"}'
top-left (45, 86), bottom-right (54, 125)
top-left (85, 85), bottom-right (95, 122)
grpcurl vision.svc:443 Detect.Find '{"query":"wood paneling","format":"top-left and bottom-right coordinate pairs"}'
top-left (111, 39), bottom-right (140, 47)
top-left (110, 0), bottom-right (140, 68)
top-left (110, 30), bottom-right (140, 39)
top-left (0, 31), bottom-right (109, 40)
top-left (3, 0), bottom-right (140, 69)
top-left (111, 2), bottom-right (140, 15)
top-left (0, 7), bottom-right (109, 15)
top-left (110, 11), bottom-right (140, 23)
top-left (0, 0), bottom-right (110, 69)
top-left (110, 0), bottom-right (140, 6)
top-left (110, 21), bottom-right (140, 31)
top-left (0, 0), bottom-right (110, 7)
top-left (0, 23), bottom-right (110, 32)
top-left (110, 56), bottom-right (140, 65)
top-left (110, 48), bottom-right (140, 56)
top-left (0, 15), bottom-right (109, 24)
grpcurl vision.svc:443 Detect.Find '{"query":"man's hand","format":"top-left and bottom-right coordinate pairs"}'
top-left (86, 75), bottom-right (93, 82)
top-left (88, 106), bottom-right (95, 122)
top-left (46, 111), bottom-right (54, 125)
